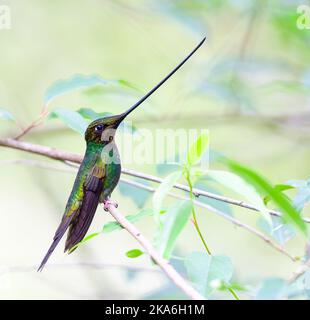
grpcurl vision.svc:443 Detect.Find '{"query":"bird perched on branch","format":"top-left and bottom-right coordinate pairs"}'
top-left (38, 37), bottom-right (206, 271)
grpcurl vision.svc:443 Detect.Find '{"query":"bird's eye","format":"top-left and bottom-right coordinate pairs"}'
top-left (95, 124), bottom-right (104, 132)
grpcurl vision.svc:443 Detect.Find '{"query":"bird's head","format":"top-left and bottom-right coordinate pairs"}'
top-left (85, 113), bottom-right (126, 144)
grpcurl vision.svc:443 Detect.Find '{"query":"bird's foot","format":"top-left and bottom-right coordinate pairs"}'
top-left (103, 199), bottom-right (118, 212)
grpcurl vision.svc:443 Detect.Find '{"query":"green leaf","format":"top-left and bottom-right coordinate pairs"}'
top-left (126, 249), bottom-right (144, 258)
top-left (185, 252), bottom-right (234, 298)
top-left (257, 216), bottom-right (296, 245)
top-left (67, 232), bottom-right (100, 253)
top-left (77, 107), bottom-right (111, 120)
top-left (156, 200), bottom-right (193, 259)
top-left (68, 209), bottom-right (153, 252)
top-left (49, 108), bottom-right (88, 135)
top-left (102, 208), bottom-right (153, 233)
top-left (153, 171), bottom-right (182, 224)
top-left (187, 132), bottom-right (209, 167)
top-left (225, 160), bottom-right (307, 236)
top-left (116, 79), bottom-right (142, 92)
top-left (207, 170), bottom-right (272, 225)
top-left (209, 280), bottom-right (247, 292)
top-left (44, 74), bottom-right (108, 105)
top-left (263, 184), bottom-right (294, 206)
top-left (0, 108), bottom-right (14, 121)
top-left (256, 278), bottom-right (287, 300)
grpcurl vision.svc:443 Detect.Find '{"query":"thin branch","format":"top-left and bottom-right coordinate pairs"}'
top-left (1, 137), bottom-right (309, 223)
top-left (197, 201), bottom-right (298, 262)
top-left (0, 157), bottom-right (296, 261)
top-left (0, 159), bottom-right (76, 173)
top-left (106, 203), bottom-right (204, 300)
top-left (14, 109), bottom-right (49, 140)
top-left (120, 179), bottom-right (297, 262)
top-left (121, 168), bottom-right (310, 223)
top-left (0, 138), bottom-right (83, 163)
top-left (288, 243), bottom-right (310, 283)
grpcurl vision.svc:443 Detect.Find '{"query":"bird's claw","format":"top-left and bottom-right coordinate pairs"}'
top-left (103, 199), bottom-right (118, 211)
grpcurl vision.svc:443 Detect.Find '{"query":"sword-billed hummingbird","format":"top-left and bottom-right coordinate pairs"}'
top-left (38, 37), bottom-right (205, 271)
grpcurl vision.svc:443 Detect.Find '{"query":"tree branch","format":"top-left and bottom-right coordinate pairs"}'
top-left (0, 158), bottom-right (296, 262)
top-left (1, 137), bottom-right (308, 223)
top-left (0, 137), bottom-right (299, 288)
top-left (106, 203), bottom-right (204, 300)
top-left (120, 178), bottom-right (297, 262)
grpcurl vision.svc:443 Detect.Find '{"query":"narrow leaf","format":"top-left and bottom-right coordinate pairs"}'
top-left (126, 249), bottom-right (144, 258)
top-left (156, 200), bottom-right (193, 259)
top-left (208, 170), bottom-right (272, 225)
top-left (102, 209), bottom-right (153, 233)
top-left (187, 132), bottom-right (209, 166)
top-left (256, 278), bottom-right (287, 300)
top-left (153, 171), bottom-right (182, 224)
top-left (226, 160), bottom-right (307, 236)
top-left (67, 232), bottom-right (100, 253)
top-left (44, 74), bottom-right (108, 105)
top-left (77, 108), bottom-right (111, 120)
top-left (185, 252), bottom-right (234, 297)
top-left (264, 184), bottom-right (294, 205)
top-left (49, 108), bottom-right (88, 135)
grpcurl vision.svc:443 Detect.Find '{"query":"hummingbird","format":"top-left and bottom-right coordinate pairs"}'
top-left (38, 37), bottom-right (206, 271)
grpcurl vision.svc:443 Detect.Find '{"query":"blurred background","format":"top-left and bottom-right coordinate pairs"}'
top-left (0, 0), bottom-right (309, 299)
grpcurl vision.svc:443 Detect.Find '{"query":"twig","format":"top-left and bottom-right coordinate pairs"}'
top-left (288, 244), bottom-right (310, 282)
top-left (14, 109), bottom-right (49, 140)
top-left (121, 168), bottom-right (310, 223)
top-left (106, 203), bottom-right (205, 300)
top-left (120, 179), bottom-right (297, 262)
top-left (196, 201), bottom-right (298, 262)
top-left (0, 159), bottom-right (76, 173)
top-left (0, 157), bottom-right (295, 261)
top-left (1, 137), bottom-right (309, 223)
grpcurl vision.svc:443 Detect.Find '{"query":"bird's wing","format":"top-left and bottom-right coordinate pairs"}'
top-left (38, 161), bottom-right (105, 271)
top-left (64, 164), bottom-right (105, 252)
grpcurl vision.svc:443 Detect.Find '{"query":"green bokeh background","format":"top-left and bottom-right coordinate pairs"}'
top-left (0, 0), bottom-right (309, 299)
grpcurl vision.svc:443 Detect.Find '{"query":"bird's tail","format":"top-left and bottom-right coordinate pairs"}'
top-left (37, 214), bottom-right (75, 272)
top-left (64, 190), bottom-right (100, 253)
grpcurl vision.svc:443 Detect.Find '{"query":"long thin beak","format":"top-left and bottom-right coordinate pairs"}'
top-left (113, 37), bottom-right (206, 127)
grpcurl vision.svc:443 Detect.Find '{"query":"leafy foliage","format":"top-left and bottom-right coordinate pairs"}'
top-left (256, 278), bottom-right (287, 300)
top-left (207, 169), bottom-right (272, 225)
top-left (126, 249), bottom-right (144, 258)
top-left (44, 74), bottom-right (108, 105)
top-left (155, 200), bottom-right (192, 259)
top-left (224, 159), bottom-right (307, 236)
top-left (2, 0), bottom-right (310, 300)
top-left (49, 108), bottom-right (88, 135)
top-left (185, 252), bottom-right (234, 298)
top-left (187, 132), bottom-right (209, 167)
top-left (153, 171), bottom-right (182, 224)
